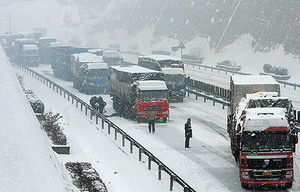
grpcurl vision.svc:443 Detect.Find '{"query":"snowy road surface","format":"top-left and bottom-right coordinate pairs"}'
top-left (16, 64), bottom-right (300, 191)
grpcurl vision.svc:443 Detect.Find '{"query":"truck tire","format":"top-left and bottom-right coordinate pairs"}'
top-left (285, 183), bottom-right (292, 189)
top-left (241, 183), bottom-right (249, 189)
top-left (162, 117), bottom-right (167, 123)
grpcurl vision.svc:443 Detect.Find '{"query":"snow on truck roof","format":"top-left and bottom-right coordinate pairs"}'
top-left (231, 75), bottom-right (278, 85)
top-left (85, 62), bottom-right (108, 70)
top-left (111, 65), bottom-right (160, 74)
top-left (161, 67), bottom-right (184, 75)
top-left (23, 44), bottom-right (38, 51)
top-left (39, 36), bottom-right (56, 41)
top-left (139, 54), bottom-right (182, 62)
top-left (243, 108), bottom-right (289, 132)
top-left (137, 80), bottom-right (168, 90)
top-left (73, 52), bottom-right (103, 63)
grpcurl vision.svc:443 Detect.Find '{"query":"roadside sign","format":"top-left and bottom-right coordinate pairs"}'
top-left (178, 41), bottom-right (185, 49)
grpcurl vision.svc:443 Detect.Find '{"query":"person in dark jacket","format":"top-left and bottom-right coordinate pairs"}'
top-left (97, 96), bottom-right (106, 114)
top-left (90, 96), bottom-right (97, 109)
top-left (185, 118), bottom-right (192, 148)
top-left (148, 110), bottom-right (156, 133)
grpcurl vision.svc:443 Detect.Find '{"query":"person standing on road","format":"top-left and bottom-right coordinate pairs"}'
top-left (148, 110), bottom-right (156, 133)
top-left (185, 118), bottom-right (192, 148)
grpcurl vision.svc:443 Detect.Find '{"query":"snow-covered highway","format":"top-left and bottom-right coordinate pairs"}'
top-left (15, 64), bottom-right (300, 191)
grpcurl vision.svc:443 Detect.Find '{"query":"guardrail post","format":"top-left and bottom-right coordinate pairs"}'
top-left (195, 95), bottom-right (198, 100)
top-left (148, 156), bottom-right (152, 170)
top-left (213, 101), bottom-right (215, 106)
top-left (204, 97), bottom-right (206, 102)
top-left (56, 87), bottom-right (58, 93)
top-left (96, 115), bottom-right (98, 124)
top-left (90, 110), bottom-right (93, 120)
top-left (122, 135), bottom-right (125, 146)
top-left (222, 105), bottom-right (225, 109)
top-left (130, 141), bottom-right (133, 153)
top-left (80, 102), bottom-right (83, 111)
top-left (52, 85), bottom-right (55, 91)
top-left (76, 100), bottom-right (78, 108)
top-left (85, 105), bottom-right (88, 115)
top-left (102, 118), bottom-right (105, 129)
top-left (72, 97), bottom-right (74, 104)
top-left (158, 164), bottom-right (162, 180)
top-left (139, 148), bottom-right (143, 161)
top-left (113, 128), bottom-right (116, 139)
top-left (294, 84), bottom-right (296, 90)
top-left (60, 89), bottom-right (62, 95)
top-left (170, 175), bottom-right (175, 191)
top-left (184, 186), bottom-right (190, 192)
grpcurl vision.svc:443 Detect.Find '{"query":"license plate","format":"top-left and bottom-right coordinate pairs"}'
top-left (263, 172), bottom-right (272, 176)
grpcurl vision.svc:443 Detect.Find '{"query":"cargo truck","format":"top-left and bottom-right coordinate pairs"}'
top-left (138, 55), bottom-right (186, 102)
top-left (71, 52), bottom-right (108, 94)
top-left (227, 75), bottom-right (298, 189)
top-left (38, 37), bottom-right (56, 64)
top-left (109, 65), bottom-right (169, 122)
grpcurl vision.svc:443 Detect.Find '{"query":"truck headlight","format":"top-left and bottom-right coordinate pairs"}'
top-left (286, 171), bottom-right (293, 179)
top-left (241, 171), bottom-right (249, 180)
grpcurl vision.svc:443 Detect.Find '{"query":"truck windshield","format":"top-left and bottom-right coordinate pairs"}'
top-left (165, 74), bottom-right (184, 83)
top-left (140, 90), bottom-right (167, 102)
top-left (241, 131), bottom-right (291, 152)
top-left (248, 99), bottom-right (293, 112)
top-left (88, 69), bottom-right (108, 77)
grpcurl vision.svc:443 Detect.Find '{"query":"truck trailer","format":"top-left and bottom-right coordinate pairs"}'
top-left (227, 75), bottom-right (298, 189)
top-left (109, 65), bottom-right (169, 122)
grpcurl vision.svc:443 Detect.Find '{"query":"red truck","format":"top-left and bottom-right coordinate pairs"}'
top-left (227, 75), bottom-right (298, 189)
top-left (110, 65), bottom-right (169, 122)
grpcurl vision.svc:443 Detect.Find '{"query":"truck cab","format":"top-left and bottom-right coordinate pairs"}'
top-left (135, 80), bottom-right (169, 122)
top-left (161, 68), bottom-right (185, 102)
top-left (238, 108), bottom-right (297, 189)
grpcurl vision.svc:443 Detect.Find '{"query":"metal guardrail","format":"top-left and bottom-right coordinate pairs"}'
top-left (119, 51), bottom-right (300, 90)
top-left (185, 89), bottom-right (230, 108)
top-left (184, 59), bottom-right (300, 90)
top-left (15, 64), bottom-right (196, 192)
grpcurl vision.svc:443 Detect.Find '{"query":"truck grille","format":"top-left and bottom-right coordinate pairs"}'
top-left (250, 170), bottom-right (285, 181)
top-left (247, 158), bottom-right (287, 169)
top-left (147, 105), bottom-right (162, 111)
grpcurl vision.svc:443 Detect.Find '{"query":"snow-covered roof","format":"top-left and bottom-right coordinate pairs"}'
top-left (88, 48), bottom-right (103, 53)
top-left (232, 75), bottom-right (278, 85)
top-left (85, 62), bottom-right (108, 70)
top-left (137, 80), bottom-right (168, 90)
top-left (50, 41), bottom-right (63, 47)
top-left (161, 67), bottom-right (184, 75)
top-left (243, 108), bottom-right (289, 132)
top-left (0, 45), bottom-right (68, 192)
top-left (15, 38), bottom-right (35, 43)
top-left (139, 54), bottom-right (182, 62)
top-left (23, 44), bottom-right (38, 51)
top-left (39, 36), bottom-right (56, 41)
top-left (73, 52), bottom-right (103, 63)
top-left (111, 65), bottom-right (159, 74)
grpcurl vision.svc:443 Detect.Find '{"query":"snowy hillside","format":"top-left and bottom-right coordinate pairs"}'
top-left (0, 46), bottom-right (71, 192)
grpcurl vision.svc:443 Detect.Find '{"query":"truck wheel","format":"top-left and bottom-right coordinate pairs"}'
top-left (241, 183), bottom-right (249, 189)
top-left (162, 117), bottom-right (167, 123)
top-left (285, 183), bottom-right (292, 189)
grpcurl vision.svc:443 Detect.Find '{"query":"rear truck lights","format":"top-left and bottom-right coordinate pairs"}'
top-left (286, 171), bottom-right (293, 179)
top-left (241, 171), bottom-right (249, 180)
